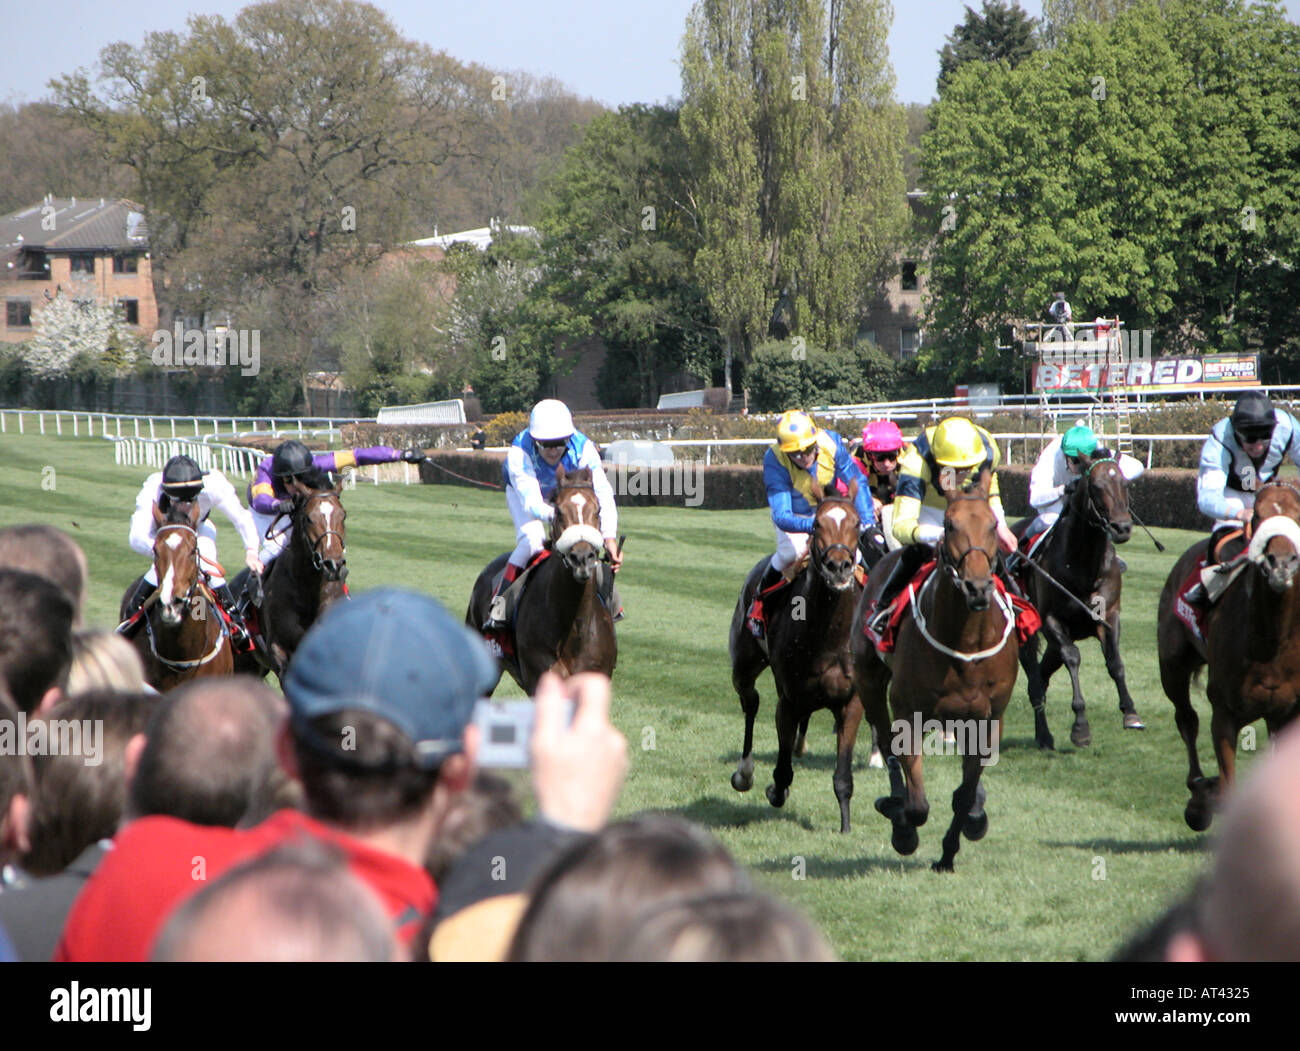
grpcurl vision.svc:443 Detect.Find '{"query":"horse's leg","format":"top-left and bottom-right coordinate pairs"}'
top-left (1034, 642), bottom-right (1066, 751)
top-left (794, 714), bottom-right (810, 758)
top-left (934, 751), bottom-right (986, 872)
top-left (1099, 616), bottom-right (1144, 730)
top-left (832, 697), bottom-right (863, 834)
top-left (1164, 652), bottom-right (1212, 831)
top-left (765, 694), bottom-right (799, 809)
top-left (1046, 615), bottom-right (1090, 747)
top-left (1019, 632), bottom-right (1054, 750)
top-left (730, 654), bottom-right (763, 793)
top-left (1208, 705), bottom-right (1240, 820)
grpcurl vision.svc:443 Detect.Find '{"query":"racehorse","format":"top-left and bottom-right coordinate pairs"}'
top-left (232, 480), bottom-right (348, 681)
top-left (120, 498), bottom-right (233, 691)
top-left (1157, 482), bottom-right (1300, 831)
top-left (1013, 455), bottom-right (1142, 750)
top-left (729, 483), bottom-right (867, 833)
top-left (853, 477), bottom-right (1022, 871)
top-left (466, 466), bottom-right (617, 695)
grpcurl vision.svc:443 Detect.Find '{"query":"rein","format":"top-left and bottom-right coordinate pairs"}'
top-left (143, 580), bottom-right (229, 670)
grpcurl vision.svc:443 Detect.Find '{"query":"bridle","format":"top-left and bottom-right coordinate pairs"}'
top-left (810, 496), bottom-right (859, 587)
top-left (154, 523), bottom-right (202, 608)
top-left (298, 490), bottom-right (348, 582)
top-left (937, 504), bottom-right (997, 590)
top-left (550, 478), bottom-right (606, 573)
top-left (1072, 457), bottom-right (1124, 533)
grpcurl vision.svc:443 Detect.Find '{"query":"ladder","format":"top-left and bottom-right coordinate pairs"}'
top-left (1103, 321), bottom-right (1134, 456)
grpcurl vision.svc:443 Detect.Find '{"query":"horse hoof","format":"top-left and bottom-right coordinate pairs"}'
top-left (868, 749), bottom-right (884, 769)
top-left (930, 858), bottom-right (955, 873)
top-left (963, 811), bottom-right (989, 841)
top-left (731, 770), bottom-right (753, 793)
top-left (1037, 734), bottom-right (1056, 752)
top-left (1184, 801), bottom-right (1213, 833)
top-left (891, 825), bottom-right (919, 855)
top-left (875, 795), bottom-right (901, 819)
top-left (1070, 726), bottom-right (1092, 748)
top-left (1123, 713), bottom-right (1146, 730)
top-left (765, 783), bottom-right (787, 808)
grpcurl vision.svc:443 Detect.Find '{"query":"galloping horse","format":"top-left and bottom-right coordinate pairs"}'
top-left (853, 478), bottom-right (1022, 871)
top-left (120, 499), bottom-right (233, 690)
top-left (1014, 456), bottom-right (1142, 749)
top-left (467, 466), bottom-right (617, 694)
top-left (729, 483), bottom-right (867, 833)
top-left (232, 480), bottom-right (348, 681)
top-left (1157, 482), bottom-right (1300, 831)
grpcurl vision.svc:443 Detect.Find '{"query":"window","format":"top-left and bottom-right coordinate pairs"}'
top-left (113, 253), bottom-right (139, 274)
top-left (901, 260), bottom-right (918, 291)
top-left (70, 253), bottom-right (95, 274)
top-left (855, 325), bottom-right (877, 350)
top-left (6, 300), bottom-right (32, 328)
top-left (19, 250), bottom-right (49, 279)
top-left (900, 328), bottom-right (921, 359)
top-left (118, 299), bottom-right (139, 325)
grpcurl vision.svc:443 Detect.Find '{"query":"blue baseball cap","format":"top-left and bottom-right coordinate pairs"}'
top-left (283, 589), bottom-right (498, 770)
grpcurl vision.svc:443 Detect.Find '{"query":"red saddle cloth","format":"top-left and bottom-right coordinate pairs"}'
top-left (486, 549), bottom-right (553, 659)
top-left (864, 561), bottom-right (1042, 654)
top-left (1174, 563), bottom-right (1209, 642)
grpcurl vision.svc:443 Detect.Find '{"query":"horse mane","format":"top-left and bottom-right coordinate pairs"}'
top-left (163, 498), bottom-right (199, 525)
top-left (295, 466), bottom-right (335, 493)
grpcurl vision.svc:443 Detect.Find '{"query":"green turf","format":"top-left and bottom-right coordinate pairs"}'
top-left (0, 431), bottom-right (1252, 960)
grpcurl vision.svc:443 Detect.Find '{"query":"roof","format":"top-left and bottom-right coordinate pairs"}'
top-left (405, 223), bottom-right (537, 252)
top-left (0, 197), bottom-right (150, 252)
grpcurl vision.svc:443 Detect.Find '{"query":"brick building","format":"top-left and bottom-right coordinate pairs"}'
top-left (0, 196), bottom-right (155, 344)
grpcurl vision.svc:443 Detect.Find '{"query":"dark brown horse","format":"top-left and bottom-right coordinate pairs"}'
top-left (729, 483), bottom-right (866, 833)
top-left (853, 478), bottom-right (1021, 871)
top-left (232, 481), bottom-right (348, 681)
top-left (467, 466), bottom-right (617, 695)
top-left (120, 499), bottom-right (234, 691)
top-left (1157, 482), bottom-right (1300, 831)
top-left (1013, 455), bottom-right (1142, 749)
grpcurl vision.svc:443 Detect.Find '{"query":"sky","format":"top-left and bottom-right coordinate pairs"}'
top-left (2, 1), bottom-right (1293, 111)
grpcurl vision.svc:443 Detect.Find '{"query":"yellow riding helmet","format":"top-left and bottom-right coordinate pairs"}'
top-left (776, 410), bottom-right (819, 453)
top-left (931, 417), bottom-right (987, 469)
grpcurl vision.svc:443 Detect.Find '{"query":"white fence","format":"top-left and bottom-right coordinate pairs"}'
top-left (110, 437), bottom-right (268, 478)
top-left (376, 399), bottom-right (467, 425)
top-left (0, 408), bottom-right (370, 441)
top-left (657, 389), bottom-right (710, 410)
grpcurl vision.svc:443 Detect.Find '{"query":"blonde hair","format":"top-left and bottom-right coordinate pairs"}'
top-left (65, 631), bottom-right (148, 698)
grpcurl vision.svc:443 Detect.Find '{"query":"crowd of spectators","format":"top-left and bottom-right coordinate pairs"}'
top-left (0, 520), bottom-right (1297, 962)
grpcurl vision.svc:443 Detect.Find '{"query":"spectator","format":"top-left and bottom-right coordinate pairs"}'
top-left (613, 891), bottom-right (835, 962)
top-left (151, 840), bottom-right (397, 962)
top-left (56, 589), bottom-right (497, 961)
top-left (0, 693), bottom-right (33, 890)
top-left (1166, 726), bottom-right (1300, 962)
top-left (0, 524), bottom-right (88, 626)
top-left (425, 772), bottom-right (521, 886)
top-left (506, 815), bottom-right (751, 962)
top-left (0, 569), bottom-right (74, 715)
top-left (64, 631), bottom-right (149, 699)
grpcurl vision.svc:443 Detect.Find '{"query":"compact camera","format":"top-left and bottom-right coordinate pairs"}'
top-left (472, 697), bottom-right (575, 768)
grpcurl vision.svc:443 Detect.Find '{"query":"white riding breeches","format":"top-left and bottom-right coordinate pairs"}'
top-left (253, 509), bottom-right (292, 565)
top-left (507, 485), bottom-right (549, 568)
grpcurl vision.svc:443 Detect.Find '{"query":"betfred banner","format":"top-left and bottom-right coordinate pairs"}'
top-left (1032, 353), bottom-right (1260, 392)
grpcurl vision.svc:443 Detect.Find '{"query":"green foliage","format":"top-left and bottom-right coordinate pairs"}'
top-left (0, 344), bottom-right (26, 402)
top-left (224, 365), bottom-right (301, 417)
top-left (938, 0), bottom-right (1041, 93)
top-left (483, 410), bottom-right (529, 447)
top-left (746, 338), bottom-right (899, 411)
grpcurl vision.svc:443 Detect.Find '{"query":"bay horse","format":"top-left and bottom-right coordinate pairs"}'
top-left (120, 498), bottom-right (233, 691)
top-left (1157, 482), bottom-right (1300, 831)
top-left (852, 477), bottom-right (1021, 871)
top-left (1014, 455), bottom-right (1142, 749)
top-left (729, 483), bottom-right (866, 833)
top-left (466, 466), bottom-right (617, 695)
top-left (232, 479), bottom-right (348, 681)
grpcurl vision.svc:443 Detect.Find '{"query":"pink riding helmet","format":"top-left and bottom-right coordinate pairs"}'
top-left (861, 420), bottom-right (904, 454)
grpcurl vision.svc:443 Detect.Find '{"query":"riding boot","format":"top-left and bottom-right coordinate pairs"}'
top-left (997, 553), bottom-right (1028, 601)
top-left (868, 545), bottom-right (929, 636)
top-left (215, 583), bottom-right (250, 648)
top-left (118, 576), bottom-right (155, 638)
top-left (747, 564), bottom-right (785, 639)
top-left (596, 564), bottom-right (625, 622)
top-left (487, 563), bottom-right (523, 629)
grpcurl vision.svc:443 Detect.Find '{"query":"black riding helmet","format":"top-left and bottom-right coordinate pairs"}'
top-left (272, 440), bottom-right (313, 480)
top-left (1231, 391), bottom-right (1275, 445)
top-left (160, 455), bottom-right (203, 503)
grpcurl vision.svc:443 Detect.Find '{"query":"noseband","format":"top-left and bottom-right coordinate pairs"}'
top-left (811, 498), bottom-right (858, 581)
top-left (299, 492), bottom-right (347, 582)
top-left (1076, 458), bottom-right (1124, 532)
top-left (155, 523), bottom-right (201, 605)
top-left (550, 480), bottom-right (605, 570)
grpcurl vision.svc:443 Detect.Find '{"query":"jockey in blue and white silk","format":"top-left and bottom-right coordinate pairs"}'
top-left (1198, 392), bottom-right (1300, 530)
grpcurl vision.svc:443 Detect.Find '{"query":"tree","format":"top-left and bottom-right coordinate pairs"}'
top-left (1041, 0), bottom-right (1156, 48)
top-left (0, 103), bottom-right (132, 216)
top-left (681, 0), bottom-right (908, 395)
top-left (937, 2), bottom-right (1040, 93)
top-left (23, 280), bottom-right (138, 381)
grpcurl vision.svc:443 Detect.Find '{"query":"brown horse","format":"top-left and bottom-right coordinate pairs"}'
top-left (232, 481), bottom-right (348, 681)
top-left (853, 478), bottom-right (1021, 871)
top-left (1013, 455), bottom-right (1142, 749)
top-left (729, 483), bottom-right (866, 833)
top-left (467, 466), bottom-right (617, 695)
top-left (120, 499), bottom-right (233, 690)
top-left (1157, 482), bottom-right (1300, 831)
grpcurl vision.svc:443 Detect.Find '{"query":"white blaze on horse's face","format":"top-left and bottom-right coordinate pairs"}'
top-left (824, 506), bottom-right (847, 528)
top-left (164, 532), bottom-right (183, 550)
top-left (569, 492), bottom-right (588, 526)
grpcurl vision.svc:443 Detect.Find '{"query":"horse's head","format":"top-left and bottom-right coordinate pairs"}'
top-left (151, 498), bottom-right (201, 626)
top-left (551, 465), bottom-right (603, 582)
top-left (295, 482), bottom-right (348, 583)
top-left (940, 483), bottom-right (999, 611)
top-left (1248, 484), bottom-right (1300, 592)
top-left (809, 479), bottom-right (860, 591)
top-left (1075, 456), bottom-right (1132, 544)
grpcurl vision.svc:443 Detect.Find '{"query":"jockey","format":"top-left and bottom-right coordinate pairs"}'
top-left (746, 410), bottom-right (875, 639)
top-left (853, 419), bottom-right (907, 568)
top-left (867, 416), bottom-right (1018, 636)
top-left (1026, 423), bottom-right (1144, 539)
top-left (122, 455), bottom-right (262, 641)
top-left (485, 399), bottom-right (620, 629)
top-left (248, 440), bottom-right (424, 569)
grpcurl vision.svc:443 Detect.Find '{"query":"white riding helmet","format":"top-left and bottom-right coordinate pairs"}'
top-left (529, 399), bottom-right (574, 442)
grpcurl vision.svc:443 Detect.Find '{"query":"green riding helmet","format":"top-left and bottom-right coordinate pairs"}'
top-left (1061, 425), bottom-right (1099, 460)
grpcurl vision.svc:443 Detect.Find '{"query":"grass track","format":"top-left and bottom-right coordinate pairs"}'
top-left (1, 431), bottom-right (1249, 960)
